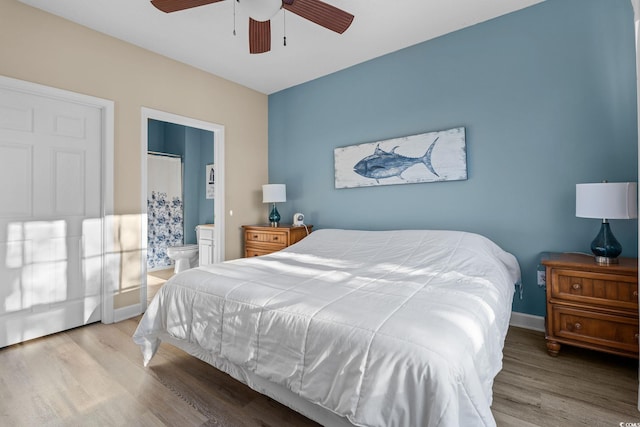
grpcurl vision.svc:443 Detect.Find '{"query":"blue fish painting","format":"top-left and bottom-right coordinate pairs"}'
top-left (353, 137), bottom-right (439, 181)
top-left (334, 127), bottom-right (467, 189)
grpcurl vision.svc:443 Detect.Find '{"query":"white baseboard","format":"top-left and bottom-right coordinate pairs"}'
top-left (112, 303), bottom-right (144, 323)
top-left (509, 312), bottom-right (545, 332)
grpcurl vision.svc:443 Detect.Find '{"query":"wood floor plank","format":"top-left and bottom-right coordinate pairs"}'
top-left (64, 324), bottom-right (210, 426)
top-left (492, 326), bottom-right (639, 426)
top-left (493, 410), bottom-right (542, 427)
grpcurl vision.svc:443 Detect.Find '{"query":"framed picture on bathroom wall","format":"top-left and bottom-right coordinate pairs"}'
top-left (206, 163), bottom-right (215, 199)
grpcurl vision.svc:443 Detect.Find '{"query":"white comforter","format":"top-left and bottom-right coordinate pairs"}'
top-left (133, 229), bottom-right (519, 427)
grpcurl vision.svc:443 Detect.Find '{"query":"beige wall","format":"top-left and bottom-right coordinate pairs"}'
top-left (0, 0), bottom-right (268, 308)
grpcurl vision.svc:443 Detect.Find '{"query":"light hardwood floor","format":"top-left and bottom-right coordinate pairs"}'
top-left (492, 327), bottom-right (638, 426)
top-left (0, 278), bottom-right (638, 426)
top-left (147, 268), bottom-right (174, 305)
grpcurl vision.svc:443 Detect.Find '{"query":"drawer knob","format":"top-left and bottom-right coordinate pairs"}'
top-left (571, 283), bottom-right (581, 291)
top-left (574, 322), bottom-right (582, 331)
top-left (273, 237), bottom-right (279, 241)
top-left (635, 333), bottom-right (639, 341)
top-left (253, 234), bottom-right (258, 238)
top-left (634, 290), bottom-right (638, 298)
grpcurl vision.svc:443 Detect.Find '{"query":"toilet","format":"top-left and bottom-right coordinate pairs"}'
top-left (166, 226), bottom-right (202, 274)
top-left (166, 244), bottom-right (198, 274)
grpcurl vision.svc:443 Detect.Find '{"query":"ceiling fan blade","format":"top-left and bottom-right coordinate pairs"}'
top-left (249, 19), bottom-right (271, 54)
top-left (151, 0), bottom-right (224, 13)
top-left (283, 0), bottom-right (353, 34)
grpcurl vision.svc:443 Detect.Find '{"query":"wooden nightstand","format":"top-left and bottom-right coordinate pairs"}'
top-left (542, 253), bottom-right (638, 358)
top-left (242, 224), bottom-right (313, 257)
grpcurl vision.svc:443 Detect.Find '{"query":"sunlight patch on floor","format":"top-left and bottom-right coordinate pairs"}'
top-left (146, 268), bottom-right (174, 304)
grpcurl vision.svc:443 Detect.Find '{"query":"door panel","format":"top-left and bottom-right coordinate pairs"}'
top-left (0, 87), bottom-right (102, 347)
top-left (0, 143), bottom-right (32, 216)
top-left (53, 149), bottom-right (87, 216)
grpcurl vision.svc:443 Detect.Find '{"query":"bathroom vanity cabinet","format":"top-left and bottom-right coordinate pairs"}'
top-left (198, 224), bottom-right (215, 266)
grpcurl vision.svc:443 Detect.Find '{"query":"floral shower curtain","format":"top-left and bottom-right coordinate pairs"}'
top-left (147, 153), bottom-right (183, 270)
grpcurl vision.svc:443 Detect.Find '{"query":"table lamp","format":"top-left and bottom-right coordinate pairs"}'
top-left (262, 184), bottom-right (286, 227)
top-left (576, 181), bottom-right (638, 265)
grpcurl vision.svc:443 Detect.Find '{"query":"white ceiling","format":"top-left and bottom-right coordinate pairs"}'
top-left (19, 0), bottom-right (544, 94)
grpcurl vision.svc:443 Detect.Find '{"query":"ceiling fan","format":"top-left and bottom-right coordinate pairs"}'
top-left (150, 0), bottom-right (354, 54)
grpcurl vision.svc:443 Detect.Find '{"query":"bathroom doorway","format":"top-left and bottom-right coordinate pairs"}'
top-left (141, 108), bottom-right (225, 308)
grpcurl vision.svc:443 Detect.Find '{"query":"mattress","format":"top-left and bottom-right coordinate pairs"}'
top-left (133, 229), bottom-right (520, 426)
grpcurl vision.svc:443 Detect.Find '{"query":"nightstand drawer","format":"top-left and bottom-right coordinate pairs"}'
top-left (245, 230), bottom-right (288, 248)
top-left (245, 247), bottom-right (274, 257)
top-left (551, 268), bottom-right (638, 311)
top-left (551, 306), bottom-right (639, 355)
top-left (543, 253), bottom-right (638, 358)
top-left (242, 225), bottom-right (313, 259)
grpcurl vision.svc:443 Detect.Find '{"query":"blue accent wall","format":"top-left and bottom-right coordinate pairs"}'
top-left (267, 0), bottom-right (638, 317)
top-left (148, 120), bottom-right (215, 245)
top-left (194, 128), bottom-right (215, 225)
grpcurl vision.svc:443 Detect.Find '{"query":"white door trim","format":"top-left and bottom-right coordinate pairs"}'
top-left (0, 74), bottom-right (116, 324)
top-left (140, 107), bottom-right (225, 309)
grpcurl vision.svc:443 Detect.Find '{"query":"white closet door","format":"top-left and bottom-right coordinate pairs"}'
top-left (0, 86), bottom-right (102, 348)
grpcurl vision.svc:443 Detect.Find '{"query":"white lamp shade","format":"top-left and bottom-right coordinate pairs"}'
top-left (262, 184), bottom-right (286, 203)
top-left (576, 182), bottom-right (638, 219)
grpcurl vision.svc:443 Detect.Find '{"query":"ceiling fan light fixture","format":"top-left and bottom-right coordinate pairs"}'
top-left (149, 0), bottom-right (354, 55)
top-left (241, 0), bottom-right (282, 22)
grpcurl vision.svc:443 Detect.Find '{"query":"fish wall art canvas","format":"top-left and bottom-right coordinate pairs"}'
top-left (334, 127), bottom-right (467, 189)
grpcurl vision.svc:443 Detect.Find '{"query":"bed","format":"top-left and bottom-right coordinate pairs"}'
top-left (133, 229), bottom-right (520, 427)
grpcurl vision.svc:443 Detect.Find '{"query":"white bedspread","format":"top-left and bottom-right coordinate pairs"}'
top-left (133, 229), bottom-right (519, 427)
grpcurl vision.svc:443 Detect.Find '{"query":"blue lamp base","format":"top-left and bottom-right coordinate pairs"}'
top-left (590, 221), bottom-right (622, 265)
top-left (268, 203), bottom-right (281, 227)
